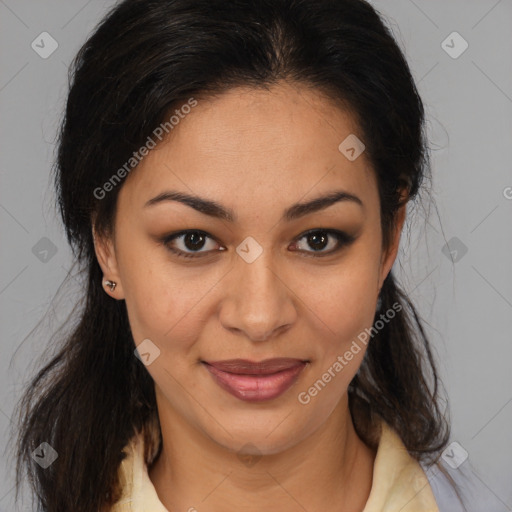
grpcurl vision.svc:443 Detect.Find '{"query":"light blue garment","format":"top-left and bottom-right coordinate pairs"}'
top-left (421, 460), bottom-right (510, 512)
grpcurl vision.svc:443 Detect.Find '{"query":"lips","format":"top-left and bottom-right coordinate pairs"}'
top-left (204, 357), bottom-right (307, 374)
top-left (202, 358), bottom-right (308, 402)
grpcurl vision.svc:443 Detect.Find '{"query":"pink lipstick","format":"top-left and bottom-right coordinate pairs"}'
top-left (202, 358), bottom-right (308, 402)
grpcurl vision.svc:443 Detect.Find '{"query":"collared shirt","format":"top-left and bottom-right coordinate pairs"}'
top-left (110, 417), bottom-right (441, 511)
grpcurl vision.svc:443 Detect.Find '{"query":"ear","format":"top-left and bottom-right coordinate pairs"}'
top-left (92, 226), bottom-right (125, 299)
top-left (377, 189), bottom-right (408, 291)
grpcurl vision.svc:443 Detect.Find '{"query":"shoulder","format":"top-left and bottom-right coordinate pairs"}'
top-left (422, 460), bottom-right (509, 512)
top-left (422, 462), bottom-right (466, 512)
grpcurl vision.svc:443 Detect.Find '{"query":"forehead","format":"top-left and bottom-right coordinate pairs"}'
top-left (119, 81), bottom-right (376, 213)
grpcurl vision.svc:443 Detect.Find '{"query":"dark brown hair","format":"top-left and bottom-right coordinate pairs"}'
top-left (12, 0), bottom-right (465, 510)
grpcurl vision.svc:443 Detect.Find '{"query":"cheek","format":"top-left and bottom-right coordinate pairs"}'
top-left (306, 261), bottom-right (379, 344)
top-left (322, 281), bottom-right (375, 334)
top-left (120, 253), bottom-right (218, 353)
top-left (296, 248), bottom-right (381, 397)
top-left (296, 269), bottom-right (376, 411)
top-left (124, 285), bottom-right (197, 349)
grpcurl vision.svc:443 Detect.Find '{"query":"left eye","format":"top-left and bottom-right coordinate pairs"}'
top-left (291, 229), bottom-right (354, 256)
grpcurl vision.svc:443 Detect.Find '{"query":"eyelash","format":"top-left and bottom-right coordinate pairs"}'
top-left (160, 229), bottom-right (356, 260)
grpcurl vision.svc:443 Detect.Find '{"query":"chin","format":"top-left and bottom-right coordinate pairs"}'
top-left (203, 409), bottom-right (317, 456)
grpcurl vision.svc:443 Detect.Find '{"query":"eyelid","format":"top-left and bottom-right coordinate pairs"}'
top-left (160, 228), bottom-right (355, 260)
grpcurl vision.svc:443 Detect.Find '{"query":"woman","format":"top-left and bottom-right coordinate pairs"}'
top-left (13, 0), bottom-right (469, 510)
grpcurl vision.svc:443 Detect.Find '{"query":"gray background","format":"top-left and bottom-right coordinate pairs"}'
top-left (1, 0), bottom-right (511, 510)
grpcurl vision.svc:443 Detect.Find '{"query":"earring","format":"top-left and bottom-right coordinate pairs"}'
top-left (104, 279), bottom-right (117, 292)
top-left (376, 294), bottom-right (382, 311)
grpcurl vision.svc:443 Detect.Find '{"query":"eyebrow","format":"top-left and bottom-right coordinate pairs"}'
top-left (144, 189), bottom-right (363, 222)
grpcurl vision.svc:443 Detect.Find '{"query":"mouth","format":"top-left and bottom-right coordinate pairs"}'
top-left (201, 358), bottom-right (309, 402)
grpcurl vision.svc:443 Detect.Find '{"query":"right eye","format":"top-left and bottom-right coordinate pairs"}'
top-left (161, 230), bottom-right (224, 259)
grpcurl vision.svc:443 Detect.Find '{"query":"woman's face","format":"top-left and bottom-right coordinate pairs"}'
top-left (94, 81), bottom-right (405, 454)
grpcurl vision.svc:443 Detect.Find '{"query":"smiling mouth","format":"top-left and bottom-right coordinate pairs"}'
top-left (201, 358), bottom-right (309, 402)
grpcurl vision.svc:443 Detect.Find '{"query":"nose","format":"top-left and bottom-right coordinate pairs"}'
top-left (219, 252), bottom-right (297, 342)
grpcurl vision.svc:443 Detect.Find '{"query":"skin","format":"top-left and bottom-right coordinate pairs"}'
top-left (93, 81), bottom-right (407, 512)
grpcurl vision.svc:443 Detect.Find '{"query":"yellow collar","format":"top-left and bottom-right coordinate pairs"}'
top-left (111, 418), bottom-right (439, 511)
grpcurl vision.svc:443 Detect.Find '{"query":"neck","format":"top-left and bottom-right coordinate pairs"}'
top-left (149, 391), bottom-right (376, 512)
